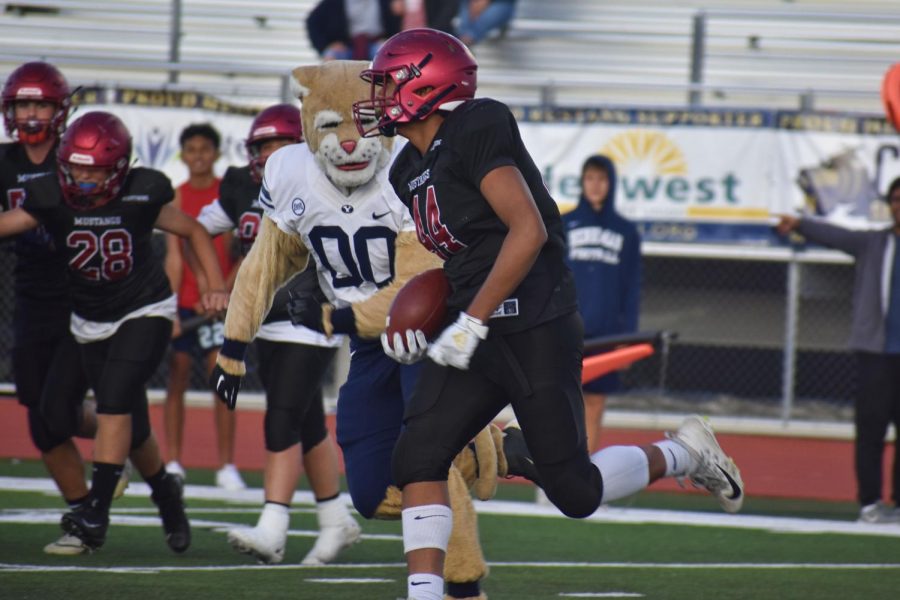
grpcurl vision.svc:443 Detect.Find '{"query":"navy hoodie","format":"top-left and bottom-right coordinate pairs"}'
top-left (562, 155), bottom-right (641, 339)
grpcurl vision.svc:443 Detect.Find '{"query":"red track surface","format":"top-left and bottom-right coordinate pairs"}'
top-left (0, 399), bottom-right (895, 503)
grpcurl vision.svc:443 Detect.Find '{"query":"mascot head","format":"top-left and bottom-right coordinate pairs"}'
top-left (292, 61), bottom-right (393, 196)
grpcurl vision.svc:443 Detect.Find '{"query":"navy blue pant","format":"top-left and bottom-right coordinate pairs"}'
top-left (336, 337), bottom-right (421, 519)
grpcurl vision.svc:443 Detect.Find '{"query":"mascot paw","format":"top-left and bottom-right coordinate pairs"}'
top-left (453, 425), bottom-right (505, 501)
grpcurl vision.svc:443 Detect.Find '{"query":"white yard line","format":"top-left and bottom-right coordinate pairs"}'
top-left (5, 476), bottom-right (900, 540)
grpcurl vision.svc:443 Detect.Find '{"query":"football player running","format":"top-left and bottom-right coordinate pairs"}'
top-left (196, 103), bottom-right (360, 565)
top-left (0, 111), bottom-right (229, 554)
top-left (0, 61), bottom-right (128, 555)
top-left (210, 61), bottom-right (502, 599)
top-left (353, 28), bottom-right (745, 600)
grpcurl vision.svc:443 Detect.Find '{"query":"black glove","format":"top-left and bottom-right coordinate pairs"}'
top-left (286, 290), bottom-right (326, 333)
top-left (210, 364), bottom-right (242, 411)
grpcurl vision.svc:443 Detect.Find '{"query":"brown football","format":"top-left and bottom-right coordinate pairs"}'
top-left (386, 268), bottom-right (450, 340)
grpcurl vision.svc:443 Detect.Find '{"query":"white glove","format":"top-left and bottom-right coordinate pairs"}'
top-left (381, 329), bottom-right (428, 364)
top-left (427, 312), bottom-right (488, 370)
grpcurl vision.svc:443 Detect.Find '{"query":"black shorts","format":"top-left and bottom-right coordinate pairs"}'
top-left (80, 317), bottom-right (172, 415)
top-left (404, 310), bottom-right (587, 471)
top-left (13, 331), bottom-right (89, 427)
top-left (171, 307), bottom-right (223, 357)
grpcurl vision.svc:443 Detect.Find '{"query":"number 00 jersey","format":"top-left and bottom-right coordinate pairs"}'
top-left (0, 142), bottom-right (71, 344)
top-left (197, 163), bottom-right (341, 348)
top-left (389, 98), bottom-right (577, 335)
top-left (23, 167), bottom-right (175, 323)
top-left (260, 143), bottom-right (415, 308)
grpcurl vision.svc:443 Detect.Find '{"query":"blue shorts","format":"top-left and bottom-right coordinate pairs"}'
top-left (171, 307), bottom-right (223, 356)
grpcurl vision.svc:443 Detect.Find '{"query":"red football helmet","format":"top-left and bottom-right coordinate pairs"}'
top-left (57, 112), bottom-right (132, 211)
top-left (246, 103), bottom-right (303, 182)
top-left (353, 28), bottom-right (477, 137)
top-left (2, 61), bottom-right (71, 144)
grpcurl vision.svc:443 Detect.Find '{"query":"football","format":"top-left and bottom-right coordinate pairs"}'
top-left (386, 268), bottom-right (451, 340)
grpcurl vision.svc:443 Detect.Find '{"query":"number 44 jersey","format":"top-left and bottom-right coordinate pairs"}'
top-left (260, 143), bottom-right (414, 308)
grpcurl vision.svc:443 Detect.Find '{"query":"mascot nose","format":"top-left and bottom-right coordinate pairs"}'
top-left (340, 140), bottom-right (357, 155)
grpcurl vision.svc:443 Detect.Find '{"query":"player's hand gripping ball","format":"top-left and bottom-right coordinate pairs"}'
top-left (382, 268), bottom-right (450, 364)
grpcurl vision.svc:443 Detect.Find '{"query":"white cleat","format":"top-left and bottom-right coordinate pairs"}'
top-left (44, 533), bottom-right (91, 555)
top-left (666, 415), bottom-right (744, 513)
top-left (113, 459), bottom-right (133, 500)
top-left (301, 515), bottom-right (362, 565)
top-left (227, 525), bottom-right (286, 564)
top-left (216, 464), bottom-right (246, 491)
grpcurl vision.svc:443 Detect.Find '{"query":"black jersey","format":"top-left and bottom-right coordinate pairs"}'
top-left (390, 98), bottom-right (577, 335)
top-left (23, 167), bottom-right (174, 322)
top-left (216, 164), bottom-right (318, 324)
top-left (0, 142), bottom-right (72, 343)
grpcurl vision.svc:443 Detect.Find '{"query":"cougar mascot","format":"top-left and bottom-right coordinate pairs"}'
top-left (211, 60), bottom-right (508, 599)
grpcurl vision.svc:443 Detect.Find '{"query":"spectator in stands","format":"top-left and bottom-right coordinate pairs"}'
top-left (563, 155), bottom-right (641, 452)
top-left (163, 123), bottom-right (243, 491)
top-left (425, 0), bottom-right (461, 34)
top-left (455, 0), bottom-right (518, 47)
top-left (306, 0), bottom-right (402, 61)
top-left (777, 180), bottom-right (900, 524)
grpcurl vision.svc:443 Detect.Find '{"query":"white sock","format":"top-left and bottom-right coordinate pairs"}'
top-left (407, 573), bottom-right (443, 600)
top-left (257, 501), bottom-right (289, 534)
top-left (316, 495), bottom-right (350, 528)
top-left (590, 445), bottom-right (650, 503)
top-left (653, 439), bottom-right (696, 477)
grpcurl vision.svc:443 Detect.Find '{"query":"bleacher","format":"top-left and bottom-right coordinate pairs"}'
top-left (0, 0), bottom-right (898, 111)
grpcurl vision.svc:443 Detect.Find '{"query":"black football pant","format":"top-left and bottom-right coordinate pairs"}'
top-left (255, 338), bottom-right (335, 453)
top-left (13, 332), bottom-right (90, 452)
top-left (855, 352), bottom-right (900, 507)
top-left (393, 311), bottom-right (604, 518)
top-left (80, 316), bottom-right (171, 450)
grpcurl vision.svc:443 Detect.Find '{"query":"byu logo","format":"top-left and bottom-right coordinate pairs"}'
top-left (341, 204), bottom-right (354, 214)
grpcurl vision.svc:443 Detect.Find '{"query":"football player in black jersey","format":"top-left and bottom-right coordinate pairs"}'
top-left (196, 104), bottom-right (360, 565)
top-left (354, 28), bottom-right (744, 599)
top-left (0, 111), bottom-right (229, 554)
top-left (0, 61), bottom-right (101, 555)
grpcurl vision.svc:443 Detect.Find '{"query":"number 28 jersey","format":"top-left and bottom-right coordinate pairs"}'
top-left (389, 98), bottom-right (577, 335)
top-left (23, 167), bottom-right (174, 323)
top-left (260, 143), bottom-right (414, 308)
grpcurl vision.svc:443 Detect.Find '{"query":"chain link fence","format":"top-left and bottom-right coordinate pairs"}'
top-left (0, 236), bottom-right (857, 422)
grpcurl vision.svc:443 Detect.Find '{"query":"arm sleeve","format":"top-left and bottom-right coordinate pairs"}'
top-left (197, 199), bottom-right (235, 236)
top-left (222, 216), bottom-right (310, 349)
top-left (350, 230), bottom-right (444, 338)
top-left (796, 217), bottom-right (869, 256)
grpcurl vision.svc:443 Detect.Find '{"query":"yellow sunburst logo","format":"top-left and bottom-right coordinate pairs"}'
top-left (600, 130), bottom-right (688, 177)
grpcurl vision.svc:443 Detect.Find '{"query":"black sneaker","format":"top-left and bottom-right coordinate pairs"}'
top-left (60, 501), bottom-right (109, 551)
top-left (502, 420), bottom-right (541, 485)
top-left (152, 473), bottom-right (191, 553)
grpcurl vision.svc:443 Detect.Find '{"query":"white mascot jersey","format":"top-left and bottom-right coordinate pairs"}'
top-left (260, 143), bottom-right (415, 309)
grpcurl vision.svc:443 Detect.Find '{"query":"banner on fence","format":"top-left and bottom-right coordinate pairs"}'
top-left (5, 89), bottom-right (899, 245)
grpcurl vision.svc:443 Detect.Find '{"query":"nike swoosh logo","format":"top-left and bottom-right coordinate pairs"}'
top-left (413, 514), bottom-right (449, 520)
top-left (718, 466), bottom-right (742, 499)
top-left (217, 375), bottom-right (225, 389)
top-left (410, 581), bottom-right (429, 586)
top-left (82, 520), bottom-right (103, 529)
top-left (372, 211), bottom-right (391, 219)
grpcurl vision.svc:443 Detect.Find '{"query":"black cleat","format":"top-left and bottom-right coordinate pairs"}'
top-left (502, 420), bottom-right (541, 485)
top-left (60, 501), bottom-right (109, 552)
top-left (152, 473), bottom-right (191, 553)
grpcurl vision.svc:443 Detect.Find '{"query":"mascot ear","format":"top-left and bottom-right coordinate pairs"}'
top-left (291, 65), bottom-right (316, 101)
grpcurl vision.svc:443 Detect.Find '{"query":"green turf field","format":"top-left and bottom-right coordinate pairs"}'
top-left (1, 458), bottom-right (899, 600)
